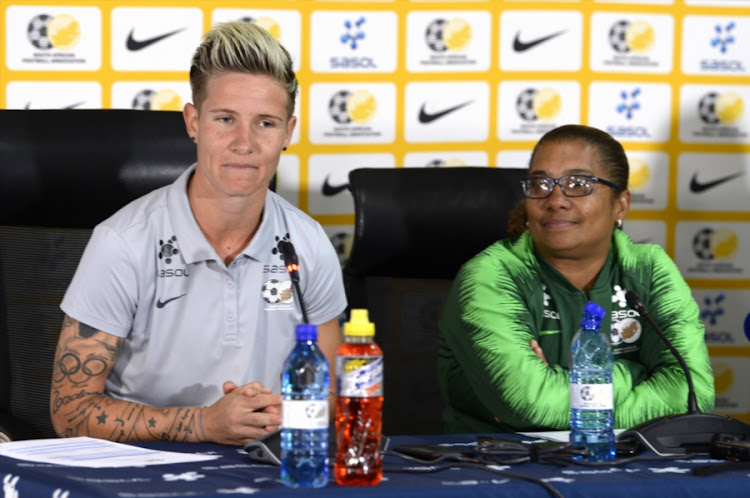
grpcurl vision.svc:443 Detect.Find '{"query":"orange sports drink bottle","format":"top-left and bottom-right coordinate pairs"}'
top-left (334, 309), bottom-right (383, 486)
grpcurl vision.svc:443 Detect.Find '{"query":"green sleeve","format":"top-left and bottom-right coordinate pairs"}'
top-left (439, 245), bottom-right (571, 431)
top-left (612, 243), bottom-right (715, 428)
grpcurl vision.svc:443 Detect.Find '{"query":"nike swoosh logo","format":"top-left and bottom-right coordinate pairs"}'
top-left (156, 293), bottom-right (187, 309)
top-left (512, 30), bottom-right (566, 52)
top-left (24, 101), bottom-right (83, 109)
top-left (322, 175), bottom-right (349, 196)
top-left (418, 100), bottom-right (473, 124)
top-left (689, 172), bottom-right (744, 193)
top-left (126, 27), bottom-right (186, 51)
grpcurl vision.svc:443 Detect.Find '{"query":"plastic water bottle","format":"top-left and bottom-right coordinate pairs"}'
top-left (569, 301), bottom-right (615, 461)
top-left (334, 309), bottom-right (383, 486)
top-left (280, 324), bottom-right (329, 488)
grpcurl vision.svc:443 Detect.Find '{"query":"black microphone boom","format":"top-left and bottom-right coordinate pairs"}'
top-left (617, 290), bottom-right (750, 455)
top-left (278, 240), bottom-right (309, 324)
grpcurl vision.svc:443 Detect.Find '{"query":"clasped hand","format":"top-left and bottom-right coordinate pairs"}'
top-left (201, 381), bottom-right (282, 446)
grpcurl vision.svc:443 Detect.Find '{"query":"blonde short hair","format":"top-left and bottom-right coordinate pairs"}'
top-left (189, 21), bottom-right (297, 117)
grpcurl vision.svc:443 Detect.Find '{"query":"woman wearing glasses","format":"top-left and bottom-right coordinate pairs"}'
top-left (438, 124), bottom-right (714, 434)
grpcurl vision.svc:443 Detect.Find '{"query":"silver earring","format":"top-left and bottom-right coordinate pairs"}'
top-left (525, 221), bottom-right (530, 228)
top-left (616, 219), bottom-right (623, 229)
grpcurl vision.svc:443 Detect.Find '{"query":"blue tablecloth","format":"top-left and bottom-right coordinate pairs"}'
top-left (1, 434), bottom-right (748, 497)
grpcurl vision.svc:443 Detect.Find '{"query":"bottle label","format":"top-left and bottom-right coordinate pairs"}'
top-left (570, 383), bottom-right (613, 410)
top-left (336, 355), bottom-right (383, 397)
top-left (282, 400), bottom-right (328, 429)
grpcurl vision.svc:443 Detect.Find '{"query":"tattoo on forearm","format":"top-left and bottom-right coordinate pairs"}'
top-left (53, 316), bottom-right (206, 443)
top-left (76, 322), bottom-right (97, 339)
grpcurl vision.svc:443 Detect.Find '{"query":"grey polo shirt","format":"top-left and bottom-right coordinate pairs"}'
top-left (61, 164), bottom-right (346, 407)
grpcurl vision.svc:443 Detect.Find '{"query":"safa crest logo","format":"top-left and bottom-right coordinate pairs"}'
top-left (424, 17), bottom-right (472, 53)
top-left (28, 13), bottom-right (81, 50)
top-left (516, 88), bottom-right (562, 123)
top-left (692, 227), bottom-right (740, 261)
top-left (328, 89), bottom-right (377, 125)
top-left (239, 16), bottom-right (282, 40)
top-left (628, 158), bottom-right (651, 192)
top-left (131, 88), bottom-right (182, 110)
top-left (698, 91), bottom-right (744, 125)
top-left (608, 19), bottom-right (655, 54)
top-left (713, 362), bottom-right (734, 397)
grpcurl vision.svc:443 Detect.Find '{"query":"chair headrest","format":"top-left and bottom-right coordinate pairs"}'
top-left (344, 167), bottom-right (527, 280)
top-left (0, 109), bottom-right (194, 228)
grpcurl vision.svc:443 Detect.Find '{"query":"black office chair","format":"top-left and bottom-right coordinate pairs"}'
top-left (344, 167), bottom-right (527, 435)
top-left (0, 109), bottom-right (195, 440)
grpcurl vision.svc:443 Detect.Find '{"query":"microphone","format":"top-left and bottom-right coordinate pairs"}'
top-left (278, 240), bottom-right (309, 324)
top-left (625, 291), bottom-right (699, 414)
top-left (617, 290), bottom-right (750, 455)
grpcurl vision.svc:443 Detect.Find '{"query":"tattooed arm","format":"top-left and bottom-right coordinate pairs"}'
top-left (50, 315), bottom-right (282, 445)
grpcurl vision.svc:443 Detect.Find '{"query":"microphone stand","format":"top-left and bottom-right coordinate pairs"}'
top-left (618, 291), bottom-right (750, 455)
top-left (279, 241), bottom-right (309, 324)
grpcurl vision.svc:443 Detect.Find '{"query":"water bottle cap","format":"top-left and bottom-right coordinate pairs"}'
top-left (295, 323), bottom-right (318, 342)
top-left (343, 308), bottom-right (375, 337)
top-left (581, 301), bottom-right (606, 326)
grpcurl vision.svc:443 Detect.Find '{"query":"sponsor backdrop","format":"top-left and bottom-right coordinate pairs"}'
top-left (2, 0), bottom-right (750, 421)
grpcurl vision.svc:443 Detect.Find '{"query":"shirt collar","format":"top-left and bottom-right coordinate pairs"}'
top-left (166, 165), bottom-right (278, 264)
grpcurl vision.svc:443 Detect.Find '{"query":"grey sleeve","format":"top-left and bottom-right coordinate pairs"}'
top-left (60, 224), bottom-right (138, 337)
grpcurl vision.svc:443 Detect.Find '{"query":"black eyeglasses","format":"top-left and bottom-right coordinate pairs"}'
top-left (520, 175), bottom-right (623, 199)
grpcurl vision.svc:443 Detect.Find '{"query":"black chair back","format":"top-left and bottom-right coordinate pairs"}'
top-left (344, 167), bottom-right (527, 435)
top-left (0, 109), bottom-right (194, 439)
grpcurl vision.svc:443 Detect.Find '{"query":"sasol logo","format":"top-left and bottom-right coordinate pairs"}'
top-left (329, 57), bottom-right (376, 69)
top-left (711, 21), bottom-right (736, 54)
top-left (606, 126), bottom-right (650, 138)
top-left (612, 309), bottom-right (639, 320)
top-left (701, 60), bottom-right (746, 72)
top-left (705, 331), bottom-right (734, 344)
top-left (330, 17), bottom-right (377, 69)
top-left (159, 268), bottom-right (189, 278)
top-left (263, 265), bottom-right (288, 274)
top-left (700, 294), bottom-right (725, 325)
top-left (616, 88), bottom-right (641, 120)
top-left (341, 17), bottom-right (366, 50)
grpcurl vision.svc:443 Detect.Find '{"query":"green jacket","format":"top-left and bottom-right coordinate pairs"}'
top-left (438, 230), bottom-right (715, 433)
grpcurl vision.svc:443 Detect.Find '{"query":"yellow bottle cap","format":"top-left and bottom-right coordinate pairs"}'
top-left (344, 309), bottom-right (375, 337)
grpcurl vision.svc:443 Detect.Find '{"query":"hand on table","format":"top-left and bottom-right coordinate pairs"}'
top-left (201, 381), bottom-right (282, 446)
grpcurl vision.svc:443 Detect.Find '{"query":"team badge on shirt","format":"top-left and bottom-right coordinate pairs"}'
top-left (610, 285), bottom-right (642, 354)
top-left (262, 233), bottom-right (295, 310)
top-left (262, 279), bottom-right (294, 305)
top-left (157, 235), bottom-right (189, 278)
top-left (611, 317), bottom-right (642, 346)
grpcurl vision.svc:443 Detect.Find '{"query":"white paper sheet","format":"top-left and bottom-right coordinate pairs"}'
top-left (0, 437), bottom-right (220, 467)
